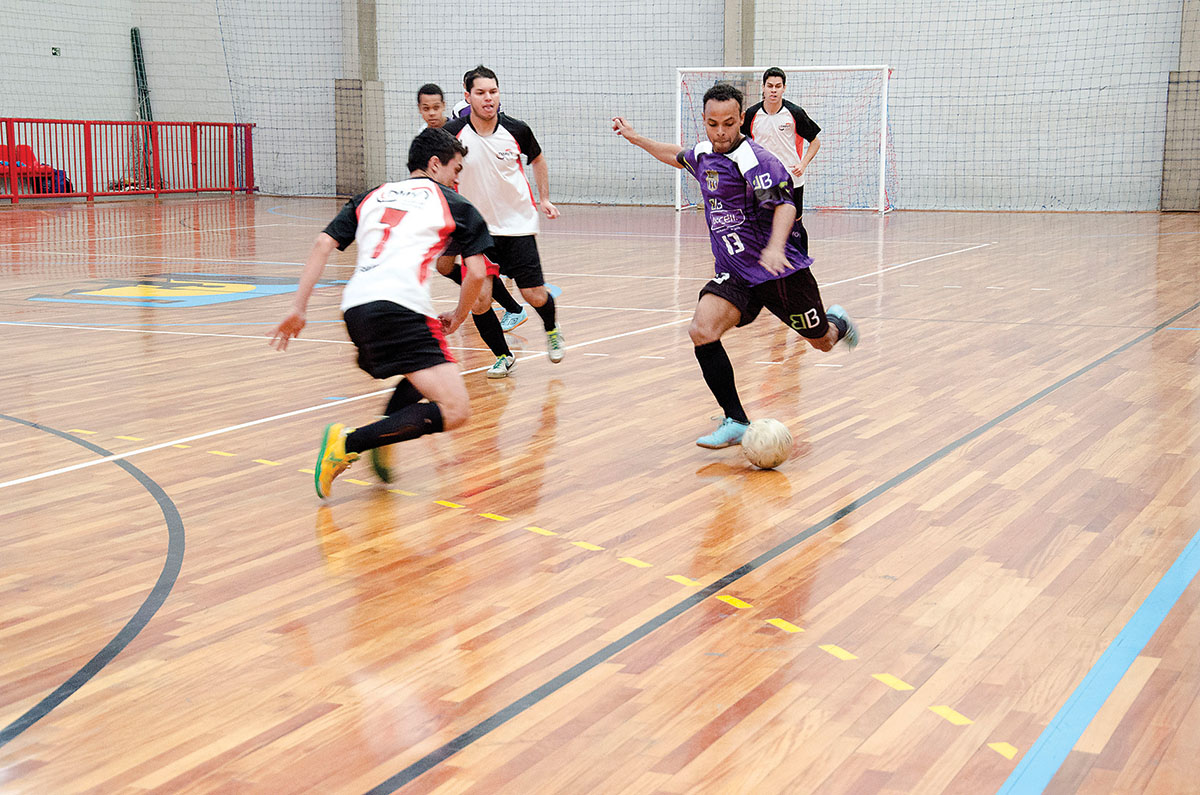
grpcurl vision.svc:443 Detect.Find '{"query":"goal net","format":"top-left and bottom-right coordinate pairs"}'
top-left (677, 66), bottom-right (892, 213)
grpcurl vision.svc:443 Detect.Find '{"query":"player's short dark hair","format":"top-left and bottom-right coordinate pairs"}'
top-left (762, 67), bottom-right (787, 85)
top-left (703, 83), bottom-right (744, 111)
top-left (407, 127), bottom-right (467, 172)
top-left (464, 65), bottom-right (498, 92)
top-left (417, 83), bottom-right (443, 103)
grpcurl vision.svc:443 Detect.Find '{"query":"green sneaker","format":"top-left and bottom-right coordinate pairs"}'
top-left (315, 423), bottom-right (359, 498)
top-left (368, 444), bottom-right (393, 483)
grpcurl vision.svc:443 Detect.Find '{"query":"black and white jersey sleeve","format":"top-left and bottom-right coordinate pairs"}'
top-left (497, 114), bottom-right (542, 162)
top-left (741, 102), bottom-right (764, 138)
top-left (323, 190), bottom-right (373, 250)
top-left (784, 100), bottom-right (821, 141)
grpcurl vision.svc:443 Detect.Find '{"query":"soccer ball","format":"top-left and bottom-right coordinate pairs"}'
top-left (742, 419), bottom-right (793, 469)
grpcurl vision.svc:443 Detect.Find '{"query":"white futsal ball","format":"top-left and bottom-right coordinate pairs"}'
top-left (742, 419), bottom-right (793, 470)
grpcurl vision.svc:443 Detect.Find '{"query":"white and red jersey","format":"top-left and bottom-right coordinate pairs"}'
top-left (741, 100), bottom-right (821, 187)
top-left (443, 113), bottom-right (542, 236)
top-left (323, 177), bottom-right (492, 317)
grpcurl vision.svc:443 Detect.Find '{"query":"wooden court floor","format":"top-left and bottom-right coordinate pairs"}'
top-left (1, 196), bottom-right (1199, 794)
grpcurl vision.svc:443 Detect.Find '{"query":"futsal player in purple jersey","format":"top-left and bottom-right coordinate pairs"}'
top-left (613, 83), bottom-right (859, 449)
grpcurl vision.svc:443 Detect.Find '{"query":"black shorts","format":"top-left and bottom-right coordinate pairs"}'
top-left (343, 300), bottom-right (455, 379)
top-left (699, 267), bottom-right (829, 339)
top-left (793, 184), bottom-right (804, 216)
top-left (484, 235), bottom-right (544, 289)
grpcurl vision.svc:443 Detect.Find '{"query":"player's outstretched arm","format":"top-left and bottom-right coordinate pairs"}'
top-left (441, 253), bottom-right (487, 334)
top-left (269, 232), bottom-right (339, 351)
top-left (611, 117), bottom-right (683, 168)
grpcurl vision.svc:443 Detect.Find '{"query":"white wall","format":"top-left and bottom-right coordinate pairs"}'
top-left (0, 0), bottom-right (138, 120)
top-left (754, 0), bottom-right (1183, 210)
top-left (1, 0), bottom-right (1188, 207)
top-left (377, 0), bottom-right (724, 205)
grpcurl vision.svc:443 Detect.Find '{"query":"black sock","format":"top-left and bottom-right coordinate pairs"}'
top-left (827, 310), bottom-right (848, 341)
top-left (445, 264), bottom-right (463, 285)
top-left (493, 278), bottom-right (521, 313)
top-left (345, 402), bottom-right (444, 453)
top-left (472, 309), bottom-right (511, 357)
top-left (384, 378), bottom-right (424, 415)
top-left (533, 294), bottom-right (557, 331)
top-left (693, 341), bottom-right (748, 424)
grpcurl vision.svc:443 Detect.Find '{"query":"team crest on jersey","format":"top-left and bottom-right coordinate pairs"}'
top-left (705, 170), bottom-right (719, 191)
top-left (495, 149), bottom-right (519, 161)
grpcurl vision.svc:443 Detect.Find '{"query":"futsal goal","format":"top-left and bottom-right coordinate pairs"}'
top-left (676, 66), bottom-right (892, 213)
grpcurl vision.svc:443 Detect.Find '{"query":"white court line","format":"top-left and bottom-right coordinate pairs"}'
top-left (0, 322), bottom-right (536, 353)
top-left (821, 243), bottom-right (992, 287)
top-left (0, 223), bottom-right (294, 247)
top-left (0, 316), bottom-right (690, 491)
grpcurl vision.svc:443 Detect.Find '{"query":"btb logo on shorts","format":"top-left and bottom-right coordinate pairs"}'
top-left (789, 309), bottom-right (821, 330)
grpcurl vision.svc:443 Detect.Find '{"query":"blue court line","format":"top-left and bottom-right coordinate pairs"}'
top-left (997, 526), bottom-right (1200, 794)
top-left (1167, 327), bottom-right (1200, 331)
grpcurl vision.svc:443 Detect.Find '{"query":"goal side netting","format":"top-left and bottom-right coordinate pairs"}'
top-left (677, 66), bottom-right (892, 213)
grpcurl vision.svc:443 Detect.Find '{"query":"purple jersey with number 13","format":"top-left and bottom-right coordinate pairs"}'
top-left (677, 137), bottom-right (812, 286)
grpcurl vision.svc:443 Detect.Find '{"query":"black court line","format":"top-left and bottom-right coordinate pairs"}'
top-left (362, 300), bottom-right (1200, 793)
top-left (0, 414), bottom-right (185, 748)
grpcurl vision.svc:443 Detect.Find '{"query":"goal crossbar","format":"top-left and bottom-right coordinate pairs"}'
top-left (676, 65), bottom-right (890, 214)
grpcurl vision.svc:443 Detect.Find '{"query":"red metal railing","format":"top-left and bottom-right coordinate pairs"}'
top-left (1, 118), bottom-right (255, 204)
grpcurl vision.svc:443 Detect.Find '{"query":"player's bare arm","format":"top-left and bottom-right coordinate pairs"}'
top-left (795, 135), bottom-right (821, 178)
top-left (440, 253), bottom-right (488, 333)
top-left (529, 154), bottom-right (559, 219)
top-left (269, 231), bottom-right (339, 350)
top-left (611, 117), bottom-right (684, 168)
top-left (759, 202), bottom-right (797, 275)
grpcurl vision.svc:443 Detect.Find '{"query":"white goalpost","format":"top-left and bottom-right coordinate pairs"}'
top-left (676, 65), bottom-right (891, 214)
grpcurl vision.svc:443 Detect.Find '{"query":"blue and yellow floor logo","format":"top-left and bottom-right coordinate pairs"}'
top-left (29, 272), bottom-right (339, 308)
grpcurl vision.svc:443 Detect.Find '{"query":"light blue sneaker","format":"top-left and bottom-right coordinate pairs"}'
top-left (696, 417), bottom-right (750, 449)
top-left (826, 304), bottom-right (859, 350)
top-left (500, 307), bottom-right (528, 332)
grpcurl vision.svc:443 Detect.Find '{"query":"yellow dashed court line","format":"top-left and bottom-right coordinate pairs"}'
top-left (208, 451), bottom-right (235, 457)
top-left (435, 500), bottom-right (465, 508)
top-left (765, 618), bottom-right (803, 633)
top-left (68, 429), bottom-right (96, 435)
top-left (389, 488), bottom-right (417, 496)
top-left (818, 644), bottom-right (858, 661)
top-left (254, 459), bottom-right (282, 466)
top-left (618, 557), bottom-right (652, 568)
top-left (716, 595), bottom-right (753, 609)
top-left (299, 468), bottom-right (315, 475)
top-left (526, 526), bottom-right (557, 536)
top-left (571, 541), bottom-right (604, 551)
top-left (929, 705), bottom-right (973, 726)
top-left (115, 435), bottom-right (144, 441)
top-left (667, 575), bottom-right (701, 587)
top-left (872, 673), bottom-right (915, 691)
top-left (173, 444), bottom-right (191, 449)
top-left (480, 513), bottom-right (511, 521)
top-left (988, 742), bottom-right (1018, 760)
top-left (344, 478), bottom-right (371, 486)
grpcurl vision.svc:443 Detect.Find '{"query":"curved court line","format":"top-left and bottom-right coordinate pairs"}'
top-left (0, 316), bottom-right (690, 493)
top-left (0, 414), bottom-right (185, 749)
top-left (362, 298), bottom-right (1200, 793)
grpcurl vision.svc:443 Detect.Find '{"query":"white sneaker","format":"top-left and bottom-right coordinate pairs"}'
top-left (547, 327), bottom-right (565, 363)
top-left (487, 354), bottom-right (515, 378)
